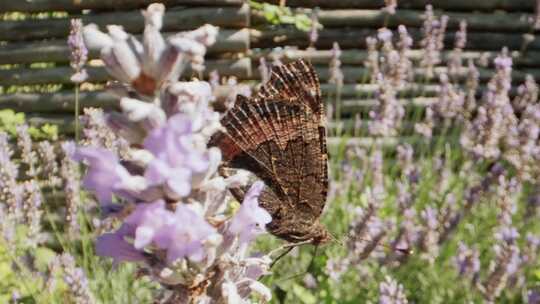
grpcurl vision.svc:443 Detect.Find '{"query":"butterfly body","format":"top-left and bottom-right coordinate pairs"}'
top-left (209, 60), bottom-right (330, 245)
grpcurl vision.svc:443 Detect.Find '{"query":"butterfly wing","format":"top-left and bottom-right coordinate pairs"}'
top-left (209, 59), bottom-right (329, 240)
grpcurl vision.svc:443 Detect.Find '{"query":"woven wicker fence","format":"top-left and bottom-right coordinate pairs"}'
top-left (0, 0), bottom-right (537, 143)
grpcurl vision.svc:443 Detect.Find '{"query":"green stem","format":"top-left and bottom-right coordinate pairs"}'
top-left (75, 84), bottom-right (80, 143)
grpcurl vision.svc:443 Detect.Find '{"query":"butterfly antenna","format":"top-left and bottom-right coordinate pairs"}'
top-left (332, 231), bottom-right (413, 256)
top-left (269, 239), bottom-right (313, 268)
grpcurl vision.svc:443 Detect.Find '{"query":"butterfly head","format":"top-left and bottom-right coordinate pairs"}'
top-left (309, 222), bottom-right (332, 245)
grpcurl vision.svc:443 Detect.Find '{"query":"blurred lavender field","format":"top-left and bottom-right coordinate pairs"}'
top-left (0, 1), bottom-right (540, 303)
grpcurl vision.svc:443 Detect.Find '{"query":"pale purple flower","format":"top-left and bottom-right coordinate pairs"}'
top-left (96, 228), bottom-right (146, 265)
top-left (162, 205), bottom-right (218, 263)
top-left (529, 290), bottom-right (540, 304)
top-left (328, 42), bottom-right (344, 87)
top-left (309, 7), bottom-right (320, 48)
top-left (138, 202), bottom-right (218, 263)
top-left (60, 254), bottom-right (95, 303)
top-left (73, 147), bottom-right (146, 204)
top-left (454, 242), bottom-right (480, 281)
top-left (68, 18), bottom-right (88, 83)
top-left (379, 276), bottom-right (408, 304)
top-left (143, 114), bottom-right (210, 198)
top-left (83, 7), bottom-right (217, 95)
top-left (22, 180), bottom-right (43, 247)
top-left (76, 4), bottom-right (271, 300)
top-left (229, 181), bottom-right (271, 243)
top-left (98, 200), bottom-right (219, 264)
top-left (16, 125), bottom-right (37, 178)
top-left (0, 132), bottom-right (21, 219)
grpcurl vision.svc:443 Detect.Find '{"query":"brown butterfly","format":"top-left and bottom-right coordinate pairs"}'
top-left (209, 59), bottom-right (330, 245)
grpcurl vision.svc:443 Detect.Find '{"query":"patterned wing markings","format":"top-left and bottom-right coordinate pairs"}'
top-left (257, 59), bottom-right (323, 120)
top-left (209, 59), bottom-right (329, 243)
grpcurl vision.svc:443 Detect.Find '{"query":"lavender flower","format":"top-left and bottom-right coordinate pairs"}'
top-left (59, 254), bottom-right (95, 304)
top-left (420, 5), bottom-right (447, 79)
top-left (365, 37), bottom-right (380, 84)
top-left (464, 59), bottom-right (479, 117)
top-left (68, 19), bottom-right (88, 83)
top-left (379, 276), bottom-right (408, 304)
top-left (512, 74), bottom-right (539, 112)
top-left (418, 206), bottom-right (440, 263)
top-left (432, 73), bottom-right (465, 122)
top-left (82, 108), bottom-right (129, 156)
top-left (396, 25), bottom-right (413, 85)
top-left (229, 181), bottom-right (272, 244)
top-left (461, 49), bottom-right (517, 160)
top-left (454, 242), bottom-right (480, 282)
top-left (73, 146), bottom-right (146, 205)
top-left (328, 42), bottom-right (344, 87)
top-left (37, 141), bottom-right (61, 188)
top-left (16, 125), bottom-right (38, 178)
top-left (308, 7), bottom-right (320, 48)
top-left (0, 132), bottom-right (21, 219)
top-left (61, 142), bottom-right (82, 235)
top-left (448, 20), bottom-right (467, 80)
top-left (480, 227), bottom-right (522, 302)
top-left (368, 73), bottom-right (404, 137)
top-left (77, 5), bottom-right (273, 301)
top-left (21, 180), bottom-right (43, 247)
top-left (83, 6), bottom-right (217, 95)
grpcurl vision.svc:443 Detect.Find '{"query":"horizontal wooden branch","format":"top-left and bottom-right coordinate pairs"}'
top-left (252, 8), bottom-right (533, 33)
top-left (0, 4), bottom-right (249, 41)
top-left (263, 0), bottom-right (534, 12)
top-left (0, 58), bottom-right (252, 86)
top-left (327, 135), bottom-right (458, 148)
top-left (25, 112), bottom-right (457, 150)
top-left (0, 0), bottom-right (244, 13)
top-left (4, 79), bottom-right (525, 115)
top-left (251, 48), bottom-right (540, 68)
top-left (0, 29), bottom-right (250, 64)
top-left (251, 64), bottom-right (539, 85)
top-left (24, 114), bottom-right (429, 136)
top-left (250, 28), bottom-right (540, 51)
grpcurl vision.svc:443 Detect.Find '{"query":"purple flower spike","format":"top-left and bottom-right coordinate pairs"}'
top-left (229, 181), bottom-right (272, 243)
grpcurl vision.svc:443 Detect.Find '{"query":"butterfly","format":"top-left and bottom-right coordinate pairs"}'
top-left (209, 59), bottom-right (330, 245)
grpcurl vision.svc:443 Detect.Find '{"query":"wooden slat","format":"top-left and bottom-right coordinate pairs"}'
top-left (262, 0), bottom-right (534, 12)
top-left (327, 136), bottom-right (459, 148)
top-left (3, 63), bottom-right (534, 86)
top-left (250, 28), bottom-right (540, 51)
top-left (252, 8), bottom-right (533, 32)
top-left (0, 0), bottom-right (244, 13)
top-left (0, 4), bottom-right (249, 41)
top-left (0, 29), bottom-right (250, 64)
top-left (0, 58), bottom-right (252, 86)
top-left (251, 49), bottom-right (540, 68)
